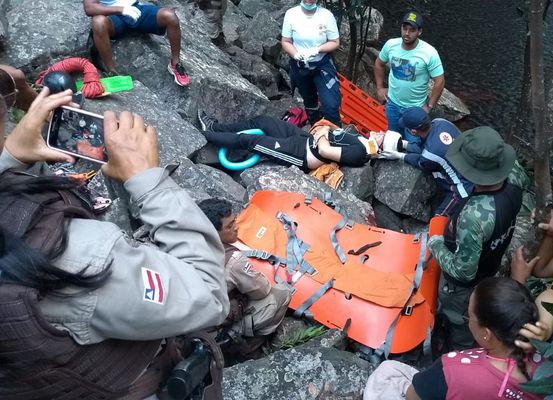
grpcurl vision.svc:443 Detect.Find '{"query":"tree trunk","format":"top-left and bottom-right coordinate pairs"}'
top-left (506, 31), bottom-right (532, 152)
top-left (528, 0), bottom-right (552, 253)
top-left (344, 0), bottom-right (357, 79)
top-left (352, 3), bottom-right (373, 82)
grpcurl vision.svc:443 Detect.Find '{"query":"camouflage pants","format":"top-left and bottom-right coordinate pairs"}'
top-left (437, 274), bottom-right (475, 351)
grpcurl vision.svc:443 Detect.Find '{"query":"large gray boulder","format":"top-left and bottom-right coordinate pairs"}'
top-left (223, 329), bottom-right (372, 400)
top-left (226, 45), bottom-right (282, 99)
top-left (240, 165), bottom-right (375, 224)
top-left (261, 95), bottom-right (305, 119)
top-left (372, 199), bottom-right (428, 234)
top-left (223, 1), bottom-right (251, 45)
top-left (171, 160), bottom-right (248, 203)
top-left (75, 81), bottom-right (207, 227)
top-left (373, 160), bottom-right (439, 222)
top-left (0, 0), bottom-right (89, 67)
top-left (83, 81), bottom-right (204, 164)
top-left (108, 36), bottom-right (268, 123)
top-left (238, 0), bottom-right (279, 17)
top-left (240, 10), bottom-right (281, 63)
top-left (268, 0), bottom-right (296, 22)
top-left (93, 0), bottom-right (270, 122)
top-left (430, 86), bottom-right (471, 122)
top-left (340, 164), bottom-right (374, 202)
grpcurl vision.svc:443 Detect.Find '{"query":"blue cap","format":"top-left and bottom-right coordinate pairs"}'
top-left (398, 107), bottom-right (431, 130)
top-left (402, 11), bottom-right (423, 29)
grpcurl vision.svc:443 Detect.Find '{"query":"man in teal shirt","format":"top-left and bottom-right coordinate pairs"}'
top-left (374, 11), bottom-right (445, 143)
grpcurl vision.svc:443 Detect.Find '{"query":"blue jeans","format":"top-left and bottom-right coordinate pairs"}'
top-left (385, 100), bottom-right (421, 145)
top-left (289, 55), bottom-right (341, 125)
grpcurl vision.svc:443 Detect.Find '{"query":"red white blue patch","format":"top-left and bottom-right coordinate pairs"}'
top-left (141, 267), bottom-right (165, 305)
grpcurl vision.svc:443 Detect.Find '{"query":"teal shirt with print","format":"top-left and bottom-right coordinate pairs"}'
top-left (378, 38), bottom-right (444, 108)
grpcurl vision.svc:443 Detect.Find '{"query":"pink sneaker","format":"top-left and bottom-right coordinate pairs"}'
top-left (168, 61), bottom-right (190, 87)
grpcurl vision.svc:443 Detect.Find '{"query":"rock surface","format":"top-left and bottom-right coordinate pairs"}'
top-left (226, 46), bottom-right (282, 99)
top-left (373, 160), bottom-right (439, 222)
top-left (240, 10), bottom-right (282, 64)
top-left (1, 1), bottom-right (480, 397)
top-left (0, 0), bottom-right (90, 67)
top-left (84, 81), bottom-right (205, 164)
top-left (241, 165), bottom-right (375, 224)
top-left (223, 329), bottom-right (372, 400)
top-left (0, 0), bottom-right (8, 47)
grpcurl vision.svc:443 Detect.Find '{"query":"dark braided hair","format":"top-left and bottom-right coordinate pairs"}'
top-left (473, 277), bottom-right (539, 380)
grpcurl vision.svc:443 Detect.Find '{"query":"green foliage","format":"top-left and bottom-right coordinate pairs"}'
top-left (523, 302), bottom-right (553, 395)
top-left (262, 324), bottom-right (327, 355)
top-left (280, 324), bottom-right (327, 349)
top-left (10, 108), bottom-right (25, 124)
top-left (521, 375), bottom-right (553, 395)
top-left (527, 276), bottom-right (553, 298)
top-left (543, 301), bottom-right (553, 317)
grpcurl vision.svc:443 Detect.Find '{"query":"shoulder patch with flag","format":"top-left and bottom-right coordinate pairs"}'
top-left (141, 267), bottom-right (165, 305)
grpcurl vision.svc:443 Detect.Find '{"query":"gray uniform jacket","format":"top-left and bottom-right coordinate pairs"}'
top-left (0, 150), bottom-right (230, 345)
top-left (225, 247), bottom-right (291, 337)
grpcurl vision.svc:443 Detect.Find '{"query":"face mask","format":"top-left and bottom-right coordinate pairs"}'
top-left (300, 1), bottom-right (318, 11)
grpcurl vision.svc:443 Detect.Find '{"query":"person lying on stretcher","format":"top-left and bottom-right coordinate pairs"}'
top-left (198, 111), bottom-right (404, 172)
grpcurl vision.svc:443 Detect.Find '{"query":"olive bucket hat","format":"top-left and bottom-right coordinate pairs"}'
top-left (445, 126), bottom-right (516, 186)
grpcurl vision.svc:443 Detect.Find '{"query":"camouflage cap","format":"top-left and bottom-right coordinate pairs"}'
top-left (446, 126), bottom-right (516, 186)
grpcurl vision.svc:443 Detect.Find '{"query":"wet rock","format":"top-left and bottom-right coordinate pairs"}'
top-left (0, 0), bottom-right (89, 67)
top-left (340, 164), bottom-right (374, 202)
top-left (373, 160), bottom-right (439, 222)
top-left (268, 1), bottom-right (296, 22)
top-left (83, 81), bottom-right (204, 164)
top-left (223, 329), bottom-right (371, 400)
top-left (240, 165), bottom-right (375, 224)
top-left (226, 45), bottom-right (281, 99)
top-left (240, 10), bottom-right (281, 63)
